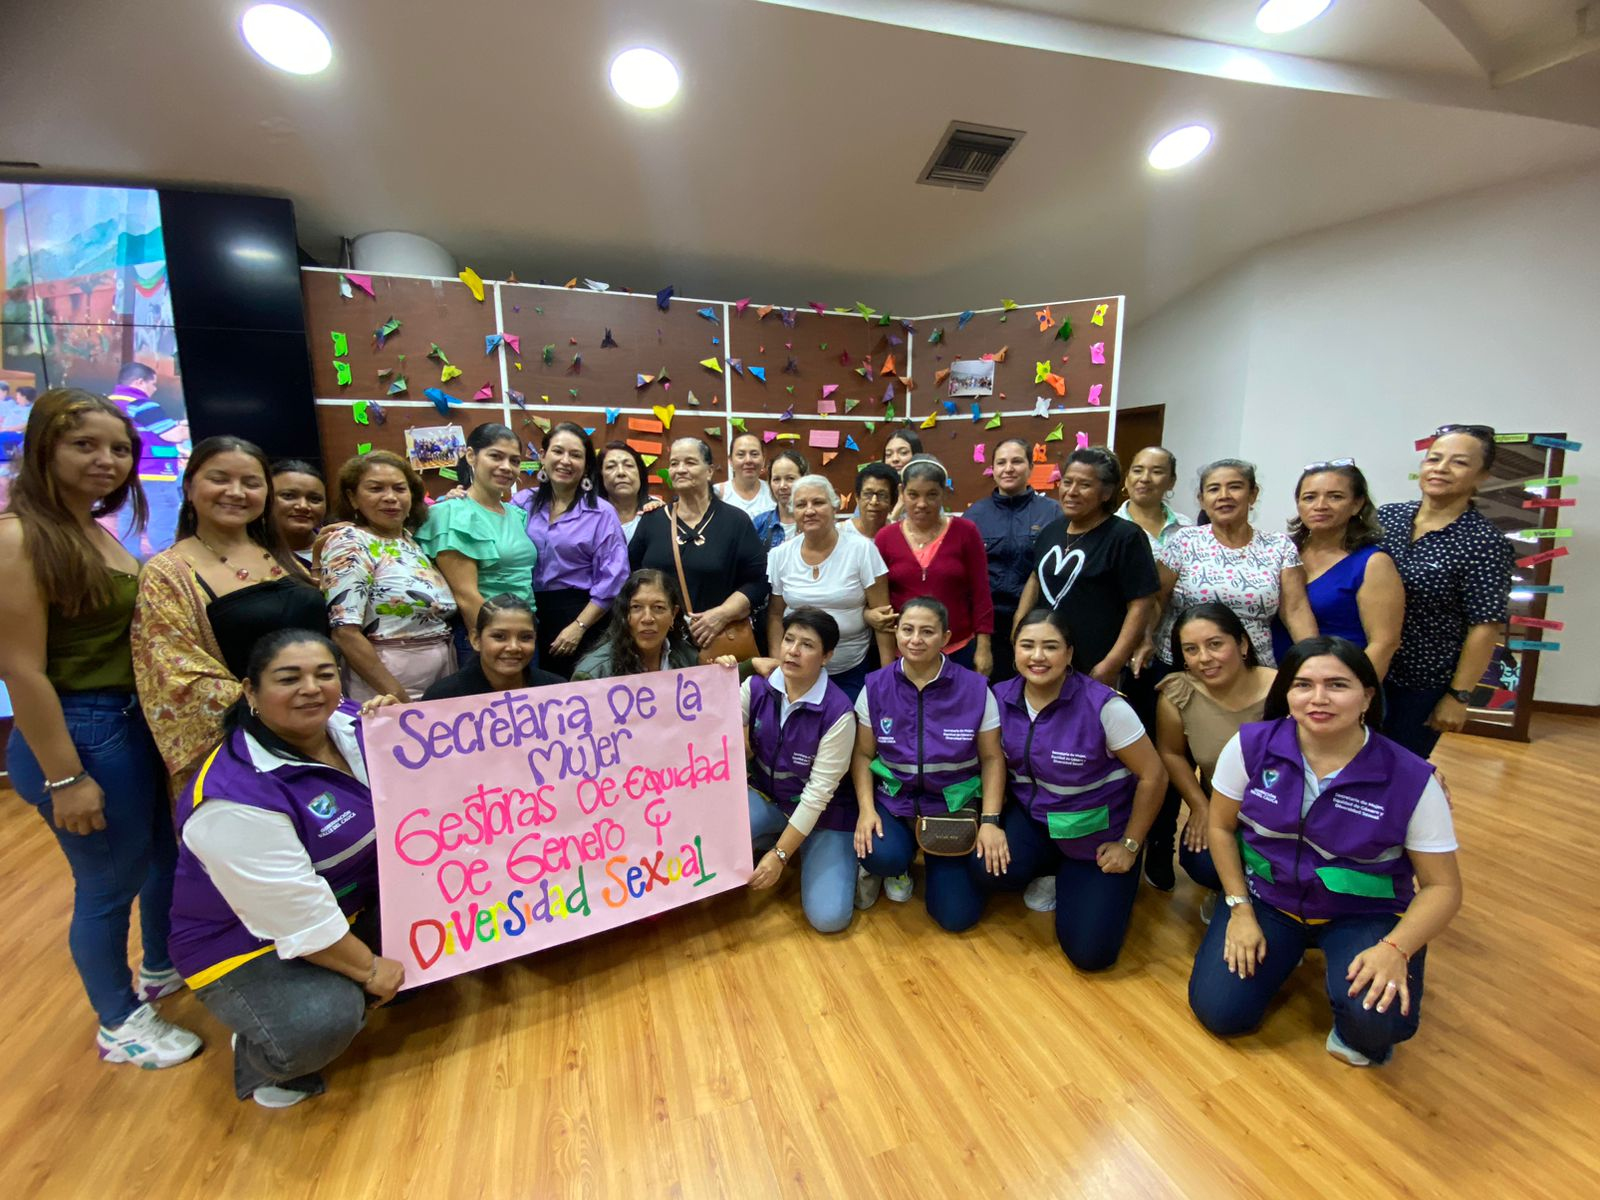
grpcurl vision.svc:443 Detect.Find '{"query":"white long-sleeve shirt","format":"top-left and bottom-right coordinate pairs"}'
top-left (741, 673), bottom-right (857, 837)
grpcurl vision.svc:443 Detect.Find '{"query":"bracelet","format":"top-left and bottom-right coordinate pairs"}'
top-left (364, 958), bottom-right (382, 988)
top-left (1379, 937), bottom-right (1410, 962)
top-left (44, 771), bottom-right (90, 794)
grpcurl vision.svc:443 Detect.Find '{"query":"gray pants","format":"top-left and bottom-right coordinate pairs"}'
top-left (194, 915), bottom-right (375, 1100)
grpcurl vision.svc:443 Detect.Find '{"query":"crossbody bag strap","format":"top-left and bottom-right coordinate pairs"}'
top-left (665, 504), bottom-right (699, 618)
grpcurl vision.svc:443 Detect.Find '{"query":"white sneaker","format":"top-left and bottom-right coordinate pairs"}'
top-left (1199, 891), bottom-right (1218, 926)
top-left (138, 966), bottom-right (185, 1003)
top-left (251, 1084), bottom-right (314, 1109)
top-left (97, 1002), bottom-right (202, 1069)
top-left (1022, 876), bottom-right (1057, 912)
top-left (1326, 1028), bottom-right (1373, 1068)
top-left (854, 867), bottom-right (882, 910)
top-left (884, 873), bottom-right (914, 903)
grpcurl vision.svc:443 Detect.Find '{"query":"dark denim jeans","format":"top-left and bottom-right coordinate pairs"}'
top-left (859, 811), bottom-right (986, 932)
top-left (1383, 683), bottom-right (1450, 760)
top-left (8, 692), bottom-right (177, 1028)
top-left (1188, 900), bottom-right (1427, 1063)
top-left (970, 803), bottom-right (1142, 970)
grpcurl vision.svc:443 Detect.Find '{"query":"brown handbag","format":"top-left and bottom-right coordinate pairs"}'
top-left (667, 506), bottom-right (759, 664)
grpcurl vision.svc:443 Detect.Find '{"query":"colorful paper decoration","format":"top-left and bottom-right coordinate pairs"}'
top-left (458, 267), bottom-right (485, 301)
top-left (1092, 304), bottom-right (1108, 326)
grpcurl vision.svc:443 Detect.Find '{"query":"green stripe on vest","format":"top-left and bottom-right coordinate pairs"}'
top-left (941, 776), bottom-right (982, 812)
top-left (1046, 805), bottom-right (1109, 840)
top-left (1239, 836), bottom-right (1274, 883)
top-left (1315, 865), bottom-right (1396, 899)
top-left (868, 756), bottom-right (902, 796)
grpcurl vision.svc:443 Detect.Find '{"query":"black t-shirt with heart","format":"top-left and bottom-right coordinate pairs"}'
top-left (1027, 514), bottom-right (1159, 673)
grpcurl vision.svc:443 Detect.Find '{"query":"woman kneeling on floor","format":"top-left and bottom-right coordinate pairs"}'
top-left (851, 597), bottom-right (1005, 930)
top-left (973, 608), bottom-right (1167, 970)
top-left (167, 629), bottom-right (406, 1107)
top-left (1188, 636), bottom-right (1462, 1066)
top-left (744, 607), bottom-right (860, 933)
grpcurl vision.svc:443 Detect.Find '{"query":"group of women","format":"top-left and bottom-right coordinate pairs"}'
top-left (0, 386), bottom-right (1508, 1107)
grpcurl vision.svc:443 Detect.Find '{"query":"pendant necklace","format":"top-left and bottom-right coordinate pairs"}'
top-left (196, 535), bottom-right (284, 582)
top-left (675, 505), bottom-right (714, 547)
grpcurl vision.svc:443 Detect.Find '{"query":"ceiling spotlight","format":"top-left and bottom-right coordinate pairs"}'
top-left (609, 48), bottom-right (680, 109)
top-left (241, 4), bottom-right (332, 75)
top-left (1255, 0), bottom-right (1334, 35)
top-left (1148, 125), bottom-right (1214, 171)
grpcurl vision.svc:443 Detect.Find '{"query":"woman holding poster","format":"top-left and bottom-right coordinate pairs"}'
top-left (744, 607), bottom-right (860, 933)
top-left (168, 629), bottom-right (405, 1109)
top-left (852, 597), bottom-right (1005, 928)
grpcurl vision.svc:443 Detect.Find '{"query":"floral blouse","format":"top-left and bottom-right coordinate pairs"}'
top-left (321, 526), bottom-right (457, 641)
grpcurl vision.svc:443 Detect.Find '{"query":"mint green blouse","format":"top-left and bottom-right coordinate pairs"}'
top-left (417, 498), bottom-right (538, 605)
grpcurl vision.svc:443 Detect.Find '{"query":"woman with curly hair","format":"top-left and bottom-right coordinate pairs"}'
top-left (570, 568), bottom-right (703, 680)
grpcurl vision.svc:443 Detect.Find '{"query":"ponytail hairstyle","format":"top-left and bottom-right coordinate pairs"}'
top-left (7, 389), bottom-right (147, 616)
top-left (225, 628), bottom-right (343, 736)
top-left (475, 592), bottom-right (536, 635)
top-left (1171, 602), bottom-right (1260, 671)
top-left (456, 421), bottom-right (520, 490)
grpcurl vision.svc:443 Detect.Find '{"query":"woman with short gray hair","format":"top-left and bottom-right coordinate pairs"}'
top-left (766, 475), bottom-right (892, 699)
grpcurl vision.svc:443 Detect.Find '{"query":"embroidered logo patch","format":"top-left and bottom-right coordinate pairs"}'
top-left (879, 717), bottom-right (894, 736)
top-left (308, 792), bottom-right (339, 820)
top-left (1262, 768), bottom-right (1281, 789)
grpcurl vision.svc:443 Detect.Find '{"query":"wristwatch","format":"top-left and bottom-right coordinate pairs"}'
top-left (1120, 836), bottom-right (1141, 854)
top-left (1449, 688), bottom-right (1474, 704)
top-left (1224, 894), bottom-right (1252, 909)
top-left (772, 846), bottom-right (789, 863)
top-left (980, 813), bottom-right (1002, 826)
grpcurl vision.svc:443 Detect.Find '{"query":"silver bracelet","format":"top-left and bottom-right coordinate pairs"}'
top-left (44, 771), bottom-right (89, 794)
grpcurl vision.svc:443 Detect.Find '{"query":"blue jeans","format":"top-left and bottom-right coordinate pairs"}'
top-left (7, 692), bottom-right (177, 1027)
top-left (827, 659), bottom-right (870, 703)
top-left (971, 803), bottom-right (1141, 970)
top-left (1188, 901), bottom-right (1427, 1064)
top-left (948, 641), bottom-right (978, 671)
top-left (859, 808), bottom-right (986, 932)
top-left (1180, 845), bottom-right (1221, 891)
top-left (1383, 683), bottom-right (1449, 759)
top-left (747, 789), bottom-right (857, 933)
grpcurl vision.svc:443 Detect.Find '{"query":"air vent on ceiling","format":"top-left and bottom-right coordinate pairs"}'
top-left (917, 122), bottom-right (1025, 191)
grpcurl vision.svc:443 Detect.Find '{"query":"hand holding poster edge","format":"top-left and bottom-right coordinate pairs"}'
top-left (363, 665), bottom-right (752, 988)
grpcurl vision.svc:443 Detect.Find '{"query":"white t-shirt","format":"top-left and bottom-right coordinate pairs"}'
top-left (1210, 732), bottom-right (1458, 853)
top-left (718, 479), bottom-right (776, 519)
top-left (854, 661), bottom-right (1001, 731)
top-left (1023, 693), bottom-right (1145, 752)
top-left (767, 532), bottom-right (888, 672)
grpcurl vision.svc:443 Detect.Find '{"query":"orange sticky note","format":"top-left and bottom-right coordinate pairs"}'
top-left (1029, 463), bottom-right (1060, 490)
top-left (627, 438), bottom-right (663, 456)
top-left (628, 417), bottom-right (665, 434)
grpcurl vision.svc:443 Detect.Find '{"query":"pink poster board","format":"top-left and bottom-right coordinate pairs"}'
top-left (364, 665), bottom-right (752, 988)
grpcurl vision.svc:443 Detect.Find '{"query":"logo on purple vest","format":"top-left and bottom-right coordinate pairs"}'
top-left (1262, 767), bottom-right (1280, 789)
top-left (308, 792), bottom-right (339, 820)
top-left (879, 717), bottom-right (893, 736)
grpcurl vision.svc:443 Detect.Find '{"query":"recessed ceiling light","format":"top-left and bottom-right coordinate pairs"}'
top-left (1148, 125), bottom-right (1213, 170)
top-left (1255, 0), bottom-right (1334, 35)
top-left (609, 48), bottom-right (680, 109)
top-left (241, 4), bottom-right (332, 75)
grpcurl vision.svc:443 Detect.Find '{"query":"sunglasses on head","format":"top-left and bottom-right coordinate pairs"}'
top-left (1432, 423), bottom-right (1494, 438)
top-left (1303, 457), bottom-right (1356, 472)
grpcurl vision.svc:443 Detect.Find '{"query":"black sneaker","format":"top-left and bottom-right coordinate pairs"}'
top-left (1143, 844), bottom-right (1176, 892)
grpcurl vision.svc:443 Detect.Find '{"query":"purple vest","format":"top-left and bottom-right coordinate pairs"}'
top-left (994, 673), bottom-right (1136, 860)
top-left (862, 657), bottom-right (992, 819)
top-left (748, 676), bottom-right (858, 833)
top-left (1235, 718), bottom-right (1432, 920)
top-left (168, 704), bottom-right (379, 986)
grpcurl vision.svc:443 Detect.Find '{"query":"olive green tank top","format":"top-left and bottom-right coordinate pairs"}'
top-left (46, 571), bottom-right (138, 693)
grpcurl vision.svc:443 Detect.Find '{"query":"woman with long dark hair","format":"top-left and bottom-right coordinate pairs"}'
top-left (270, 459), bottom-right (327, 567)
top-left (570, 568), bottom-right (703, 680)
top-left (599, 441), bottom-right (654, 543)
top-left (509, 423), bottom-right (628, 678)
top-left (0, 389), bottom-right (203, 1067)
top-left (1271, 460), bottom-right (1403, 674)
top-left (1189, 637), bottom-right (1462, 1066)
top-left (134, 435), bottom-right (326, 793)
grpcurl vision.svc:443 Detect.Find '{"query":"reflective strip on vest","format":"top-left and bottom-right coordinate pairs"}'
top-left (1236, 813), bottom-right (1404, 866)
top-left (876, 754), bottom-right (980, 774)
top-left (1011, 766), bottom-right (1131, 799)
top-left (312, 829), bottom-right (377, 873)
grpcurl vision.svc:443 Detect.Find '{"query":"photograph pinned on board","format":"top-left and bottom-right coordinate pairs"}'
top-left (405, 423), bottom-right (467, 472)
top-left (946, 358), bottom-right (996, 398)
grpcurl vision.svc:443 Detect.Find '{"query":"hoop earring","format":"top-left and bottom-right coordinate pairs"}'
top-left (581, 477), bottom-right (594, 493)
top-left (537, 469), bottom-right (549, 484)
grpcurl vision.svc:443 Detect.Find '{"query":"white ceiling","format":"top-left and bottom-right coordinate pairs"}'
top-left (5, 0), bottom-right (1598, 323)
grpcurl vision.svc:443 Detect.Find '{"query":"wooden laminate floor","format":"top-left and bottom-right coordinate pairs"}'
top-left (2, 716), bottom-right (1596, 1200)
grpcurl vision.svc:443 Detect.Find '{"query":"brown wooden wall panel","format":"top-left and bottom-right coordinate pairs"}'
top-left (496, 284), bottom-right (730, 418)
top-left (304, 270), bottom-right (498, 402)
top-left (724, 309), bottom-right (907, 418)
